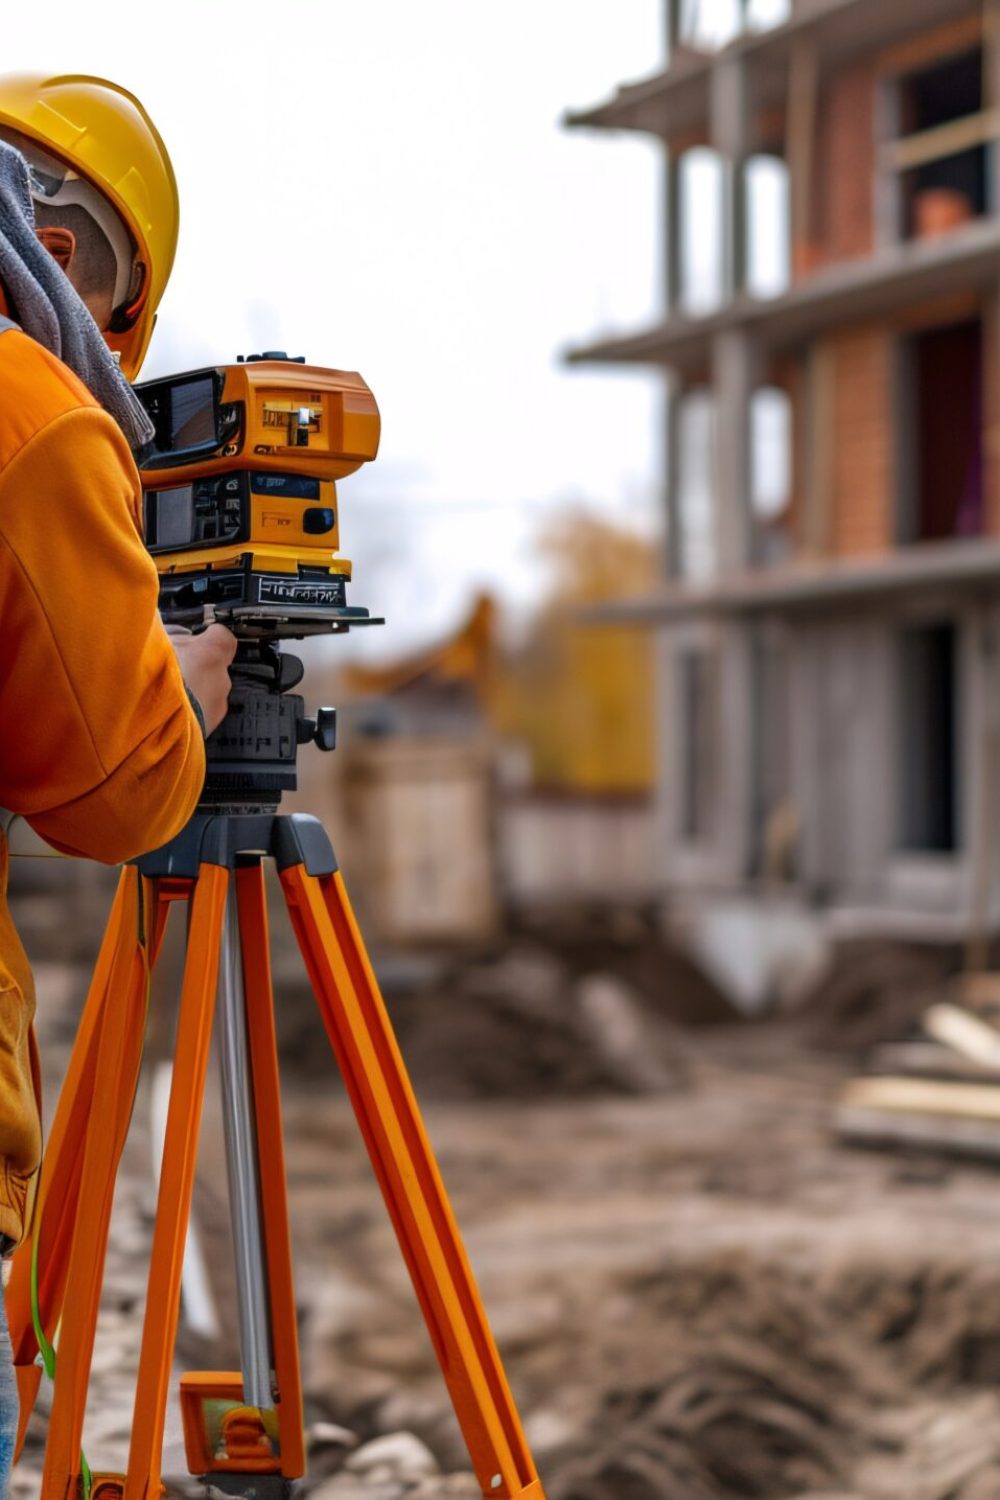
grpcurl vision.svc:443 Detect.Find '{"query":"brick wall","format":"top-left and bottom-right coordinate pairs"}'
top-left (815, 61), bottom-right (876, 266)
top-left (829, 327), bottom-right (893, 556)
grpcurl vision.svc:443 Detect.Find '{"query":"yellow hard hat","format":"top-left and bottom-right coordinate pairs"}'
top-left (0, 72), bottom-right (178, 377)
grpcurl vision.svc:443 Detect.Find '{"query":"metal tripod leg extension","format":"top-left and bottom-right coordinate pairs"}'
top-left (217, 882), bottom-right (273, 1409)
top-left (7, 812), bottom-right (546, 1500)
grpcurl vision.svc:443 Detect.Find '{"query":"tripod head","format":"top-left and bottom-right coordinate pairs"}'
top-left (198, 639), bottom-right (335, 814)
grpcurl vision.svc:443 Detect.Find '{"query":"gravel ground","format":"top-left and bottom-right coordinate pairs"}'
top-left (12, 883), bottom-right (1000, 1498)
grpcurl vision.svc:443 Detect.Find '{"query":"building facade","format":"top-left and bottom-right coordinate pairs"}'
top-left (567, 0), bottom-right (1000, 996)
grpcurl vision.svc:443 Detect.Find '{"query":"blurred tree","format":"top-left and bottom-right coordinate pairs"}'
top-left (495, 511), bottom-right (658, 793)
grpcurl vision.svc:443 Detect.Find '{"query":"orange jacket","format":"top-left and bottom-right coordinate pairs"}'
top-left (0, 312), bottom-right (206, 1244)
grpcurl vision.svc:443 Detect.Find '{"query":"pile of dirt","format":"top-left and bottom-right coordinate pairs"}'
top-left (508, 907), bottom-right (742, 1028)
top-left (797, 939), bottom-right (959, 1054)
top-left (543, 1251), bottom-right (1000, 1500)
top-left (384, 949), bottom-right (684, 1100)
top-left (386, 920), bottom-right (740, 1100)
top-left (272, 906), bottom-right (741, 1099)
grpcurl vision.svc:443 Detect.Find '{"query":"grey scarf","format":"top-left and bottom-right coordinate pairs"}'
top-left (0, 139), bottom-right (153, 450)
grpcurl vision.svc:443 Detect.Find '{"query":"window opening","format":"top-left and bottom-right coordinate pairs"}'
top-left (751, 385), bottom-right (792, 564)
top-left (898, 48), bottom-right (987, 238)
top-left (679, 148), bottom-right (725, 313)
top-left (902, 319), bottom-right (983, 542)
top-left (898, 620), bottom-right (958, 853)
top-left (746, 154), bottom-right (790, 299)
top-left (676, 389), bottom-right (718, 581)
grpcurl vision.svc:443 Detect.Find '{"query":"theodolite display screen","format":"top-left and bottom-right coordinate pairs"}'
top-left (154, 486), bottom-right (195, 548)
top-left (167, 376), bottom-right (217, 448)
top-left (137, 370), bottom-right (237, 467)
top-left (144, 475), bottom-right (247, 553)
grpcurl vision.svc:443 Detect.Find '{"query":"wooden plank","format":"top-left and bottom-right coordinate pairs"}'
top-left (883, 109), bottom-right (1000, 173)
top-left (924, 1002), bottom-right (1000, 1069)
top-left (841, 1075), bottom-right (1000, 1121)
top-left (869, 1041), bottom-right (1000, 1082)
top-left (837, 1104), bottom-right (1000, 1163)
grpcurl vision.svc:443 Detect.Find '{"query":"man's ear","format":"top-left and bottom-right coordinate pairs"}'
top-left (36, 225), bottom-right (76, 274)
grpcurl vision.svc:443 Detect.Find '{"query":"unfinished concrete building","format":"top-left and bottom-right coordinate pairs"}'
top-left (567, 0), bottom-right (1000, 1002)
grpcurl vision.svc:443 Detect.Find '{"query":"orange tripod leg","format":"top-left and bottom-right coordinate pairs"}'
top-left (39, 870), bottom-right (161, 1500)
top-left (9, 871), bottom-right (173, 1458)
top-left (124, 862), bottom-right (228, 1500)
top-left (236, 863), bottom-right (305, 1477)
top-left (7, 866), bottom-right (133, 1448)
top-left (280, 865), bottom-right (546, 1500)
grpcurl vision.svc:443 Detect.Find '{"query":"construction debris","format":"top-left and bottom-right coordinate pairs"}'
top-left (924, 1002), bottom-right (1000, 1070)
top-left (835, 979), bottom-right (1000, 1163)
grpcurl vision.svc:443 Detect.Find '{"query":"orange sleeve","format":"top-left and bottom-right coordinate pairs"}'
top-left (0, 403), bottom-right (206, 862)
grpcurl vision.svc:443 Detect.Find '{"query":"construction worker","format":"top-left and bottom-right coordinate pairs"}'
top-left (0, 75), bottom-right (235, 1487)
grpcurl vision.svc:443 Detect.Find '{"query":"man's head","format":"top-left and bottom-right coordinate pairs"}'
top-left (0, 74), bottom-right (178, 378)
top-left (0, 124), bottom-right (136, 331)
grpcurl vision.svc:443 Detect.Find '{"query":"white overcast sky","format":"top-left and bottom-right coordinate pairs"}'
top-left (3, 2), bottom-right (674, 660)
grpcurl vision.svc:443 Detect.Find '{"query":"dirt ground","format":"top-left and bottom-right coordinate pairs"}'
top-left (10, 880), bottom-right (1000, 1499)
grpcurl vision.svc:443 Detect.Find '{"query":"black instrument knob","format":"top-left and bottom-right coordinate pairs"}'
top-left (298, 706), bottom-right (337, 751)
top-left (313, 706), bottom-right (337, 752)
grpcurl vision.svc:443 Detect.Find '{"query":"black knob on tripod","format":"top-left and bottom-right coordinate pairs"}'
top-left (298, 706), bottom-right (337, 752)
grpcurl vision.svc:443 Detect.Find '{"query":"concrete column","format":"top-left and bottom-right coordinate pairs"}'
top-left (984, 0), bottom-right (1000, 216)
top-left (709, 46), bottom-right (756, 879)
top-left (663, 373), bottom-right (682, 579)
top-left (872, 70), bottom-right (902, 251)
top-left (711, 53), bottom-right (751, 298)
top-left (710, 329), bottom-right (759, 882)
top-left (664, 150), bottom-right (683, 314)
top-left (717, 620), bottom-right (756, 881)
top-left (712, 329), bottom-right (759, 571)
top-left (665, 0), bottom-right (683, 58)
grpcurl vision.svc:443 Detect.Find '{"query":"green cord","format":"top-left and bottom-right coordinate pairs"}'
top-left (32, 1224), bottom-right (93, 1499)
top-left (29, 1233), bottom-right (55, 1381)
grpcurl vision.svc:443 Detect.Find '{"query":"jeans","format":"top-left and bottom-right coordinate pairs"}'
top-left (0, 1285), bottom-right (16, 1498)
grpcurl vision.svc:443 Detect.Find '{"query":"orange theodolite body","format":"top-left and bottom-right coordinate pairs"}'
top-left (134, 357), bottom-right (383, 632)
top-left (138, 358), bottom-right (381, 486)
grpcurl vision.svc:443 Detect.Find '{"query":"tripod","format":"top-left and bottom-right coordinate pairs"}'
top-left (6, 644), bottom-right (547, 1500)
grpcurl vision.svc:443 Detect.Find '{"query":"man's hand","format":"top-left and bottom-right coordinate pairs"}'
top-left (165, 624), bottom-right (237, 735)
